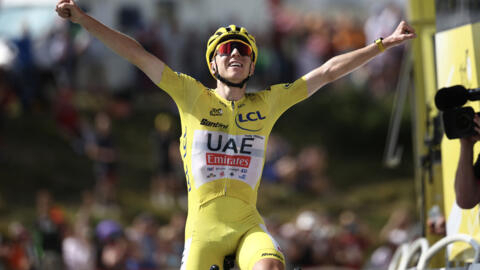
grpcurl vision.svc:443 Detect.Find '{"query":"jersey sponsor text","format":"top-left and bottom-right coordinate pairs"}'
top-left (200, 118), bottom-right (229, 129)
top-left (206, 153), bottom-right (251, 168)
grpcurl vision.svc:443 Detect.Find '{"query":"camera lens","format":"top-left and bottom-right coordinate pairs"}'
top-left (455, 111), bottom-right (473, 132)
top-left (442, 106), bottom-right (476, 139)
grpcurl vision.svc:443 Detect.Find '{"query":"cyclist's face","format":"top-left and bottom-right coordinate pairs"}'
top-left (212, 48), bottom-right (254, 83)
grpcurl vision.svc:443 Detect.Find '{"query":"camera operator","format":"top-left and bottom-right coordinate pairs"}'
top-left (455, 115), bottom-right (480, 209)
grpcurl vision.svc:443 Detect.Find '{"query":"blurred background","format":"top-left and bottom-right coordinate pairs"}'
top-left (0, 0), bottom-right (418, 269)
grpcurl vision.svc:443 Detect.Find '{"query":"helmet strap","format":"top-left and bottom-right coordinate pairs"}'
top-left (213, 62), bottom-right (252, 89)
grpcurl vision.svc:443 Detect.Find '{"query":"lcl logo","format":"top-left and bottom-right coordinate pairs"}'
top-left (235, 111), bottom-right (266, 132)
top-left (237, 111), bottom-right (266, 122)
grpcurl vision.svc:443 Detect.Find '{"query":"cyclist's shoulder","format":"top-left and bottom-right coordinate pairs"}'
top-left (253, 77), bottom-right (307, 94)
top-left (165, 67), bottom-right (207, 87)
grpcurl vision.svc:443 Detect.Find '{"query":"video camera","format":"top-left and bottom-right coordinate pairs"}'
top-left (434, 85), bottom-right (480, 139)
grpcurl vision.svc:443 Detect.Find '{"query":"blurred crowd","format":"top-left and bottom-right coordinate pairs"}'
top-left (0, 188), bottom-right (421, 270)
top-left (0, 0), bottom-right (414, 269)
top-left (0, 189), bottom-right (186, 270)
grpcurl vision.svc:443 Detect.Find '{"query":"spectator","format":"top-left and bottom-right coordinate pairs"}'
top-left (296, 145), bottom-right (330, 195)
top-left (156, 212), bottom-right (186, 268)
top-left (49, 20), bottom-right (78, 89)
top-left (366, 206), bottom-right (418, 270)
top-left (95, 220), bottom-right (127, 270)
top-left (0, 233), bottom-right (7, 270)
top-left (274, 155), bottom-right (299, 187)
top-left (11, 25), bottom-right (38, 112)
top-left (53, 86), bottom-right (81, 144)
top-left (332, 210), bottom-right (370, 269)
top-left (85, 111), bottom-right (118, 206)
top-left (151, 113), bottom-right (175, 177)
top-left (34, 190), bottom-right (66, 270)
top-left (125, 213), bottom-right (158, 270)
top-left (62, 217), bottom-right (95, 270)
top-left (0, 66), bottom-right (20, 162)
top-left (379, 207), bottom-right (415, 245)
top-left (3, 222), bottom-right (33, 270)
top-left (150, 113), bottom-right (183, 209)
top-left (262, 133), bottom-right (291, 183)
top-left (426, 205), bottom-right (446, 236)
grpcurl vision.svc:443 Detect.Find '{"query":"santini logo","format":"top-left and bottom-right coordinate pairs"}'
top-left (235, 111), bottom-right (266, 132)
top-left (200, 119), bottom-right (228, 129)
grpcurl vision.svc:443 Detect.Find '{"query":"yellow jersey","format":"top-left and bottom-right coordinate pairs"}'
top-left (157, 66), bottom-right (308, 208)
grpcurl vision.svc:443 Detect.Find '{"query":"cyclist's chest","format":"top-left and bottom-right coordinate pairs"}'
top-left (189, 92), bottom-right (271, 134)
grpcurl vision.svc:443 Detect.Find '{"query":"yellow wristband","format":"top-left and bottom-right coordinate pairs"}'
top-left (375, 37), bottom-right (385, 52)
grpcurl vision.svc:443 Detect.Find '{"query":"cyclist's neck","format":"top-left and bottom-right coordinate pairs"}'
top-left (215, 83), bottom-right (246, 101)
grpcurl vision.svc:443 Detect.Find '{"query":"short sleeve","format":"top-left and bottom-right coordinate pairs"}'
top-left (156, 66), bottom-right (204, 110)
top-left (259, 76), bottom-right (309, 120)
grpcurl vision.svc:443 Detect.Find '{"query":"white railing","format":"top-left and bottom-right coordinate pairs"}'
top-left (416, 234), bottom-right (480, 270)
top-left (388, 238), bottom-right (430, 270)
top-left (389, 234), bottom-right (480, 270)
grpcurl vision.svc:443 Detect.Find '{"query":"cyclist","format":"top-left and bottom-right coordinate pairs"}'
top-left (55, 1), bottom-right (416, 269)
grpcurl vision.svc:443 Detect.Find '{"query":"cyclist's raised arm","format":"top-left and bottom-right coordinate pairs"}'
top-left (55, 0), bottom-right (165, 84)
top-left (303, 20), bottom-right (416, 97)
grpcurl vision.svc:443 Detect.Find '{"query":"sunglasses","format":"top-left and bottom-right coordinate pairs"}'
top-left (215, 40), bottom-right (253, 57)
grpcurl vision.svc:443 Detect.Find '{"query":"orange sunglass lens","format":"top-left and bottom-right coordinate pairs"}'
top-left (217, 41), bottom-right (252, 56)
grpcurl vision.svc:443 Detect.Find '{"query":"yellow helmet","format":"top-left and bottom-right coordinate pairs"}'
top-left (206, 24), bottom-right (258, 79)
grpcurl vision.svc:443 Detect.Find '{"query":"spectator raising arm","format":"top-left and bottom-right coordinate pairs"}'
top-left (55, 0), bottom-right (165, 84)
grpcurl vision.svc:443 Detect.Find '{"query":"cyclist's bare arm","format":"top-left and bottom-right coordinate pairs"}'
top-left (303, 20), bottom-right (416, 96)
top-left (55, 0), bottom-right (165, 84)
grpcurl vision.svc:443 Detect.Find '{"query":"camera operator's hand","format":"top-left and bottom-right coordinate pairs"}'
top-left (460, 115), bottom-right (480, 146)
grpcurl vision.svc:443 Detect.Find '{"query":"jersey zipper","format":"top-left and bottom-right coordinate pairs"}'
top-left (224, 100), bottom-right (236, 195)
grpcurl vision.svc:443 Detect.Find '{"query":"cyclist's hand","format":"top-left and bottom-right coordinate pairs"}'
top-left (55, 0), bottom-right (84, 24)
top-left (383, 21), bottom-right (417, 49)
top-left (460, 115), bottom-right (480, 146)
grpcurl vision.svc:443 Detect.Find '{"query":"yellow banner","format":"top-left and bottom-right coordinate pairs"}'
top-left (436, 22), bottom-right (480, 260)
